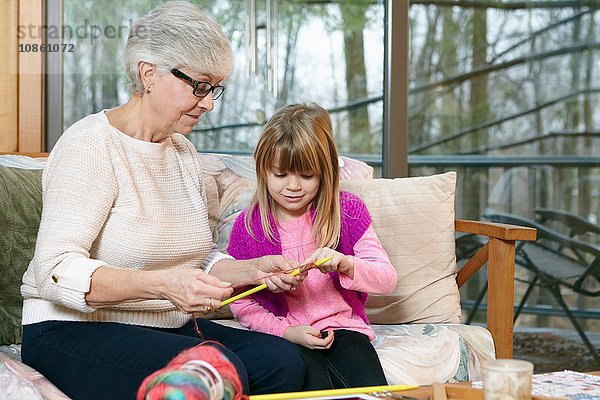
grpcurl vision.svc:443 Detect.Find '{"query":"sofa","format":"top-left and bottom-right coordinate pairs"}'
top-left (0, 152), bottom-right (536, 399)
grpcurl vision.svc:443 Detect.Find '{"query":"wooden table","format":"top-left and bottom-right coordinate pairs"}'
top-left (384, 371), bottom-right (600, 400)
top-left (381, 381), bottom-right (486, 400)
top-left (384, 382), bottom-right (564, 399)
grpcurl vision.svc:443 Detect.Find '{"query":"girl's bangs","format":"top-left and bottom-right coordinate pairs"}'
top-left (272, 142), bottom-right (321, 175)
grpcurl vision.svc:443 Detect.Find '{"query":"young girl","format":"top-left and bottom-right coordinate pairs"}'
top-left (227, 103), bottom-right (397, 390)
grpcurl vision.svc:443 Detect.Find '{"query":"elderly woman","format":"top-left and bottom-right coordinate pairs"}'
top-left (19, 2), bottom-right (306, 399)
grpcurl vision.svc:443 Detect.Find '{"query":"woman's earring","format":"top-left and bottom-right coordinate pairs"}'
top-left (145, 85), bottom-right (152, 93)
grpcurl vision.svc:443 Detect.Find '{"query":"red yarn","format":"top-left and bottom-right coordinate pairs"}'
top-left (137, 343), bottom-right (244, 400)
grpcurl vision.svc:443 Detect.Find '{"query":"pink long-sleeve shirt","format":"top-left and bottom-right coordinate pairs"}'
top-left (229, 212), bottom-right (397, 340)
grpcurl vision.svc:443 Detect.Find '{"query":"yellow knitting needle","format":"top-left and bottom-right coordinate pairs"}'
top-left (248, 384), bottom-right (418, 400)
top-left (219, 256), bottom-right (333, 308)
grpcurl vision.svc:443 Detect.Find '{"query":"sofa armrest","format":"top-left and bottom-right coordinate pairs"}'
top-left (454, 219), bottom-right (537, 359)
top-left (456, 219), bottom-right (537, 241)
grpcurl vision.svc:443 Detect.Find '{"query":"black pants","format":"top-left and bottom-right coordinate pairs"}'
top-left (297, 329), bottom-right (387, 390)
top-left (21, 319), bottom-right (305, 400)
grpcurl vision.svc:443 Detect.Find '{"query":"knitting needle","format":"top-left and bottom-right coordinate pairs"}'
top-left (219, 256), bottom-right (333, 308)
top-left (248, 384), bottom-right (418, 400)
top-left (432, 383), bottom-right (448, 400)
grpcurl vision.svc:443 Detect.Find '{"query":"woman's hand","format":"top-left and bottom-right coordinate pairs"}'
top-left (160, 269), bottom-right (233, 314)
top-left (304, 248), bottom-right (355, 278)
top-left (256, 255), bottom-right (306, 293)
top-left (284, 326), bottom-right (334, 350)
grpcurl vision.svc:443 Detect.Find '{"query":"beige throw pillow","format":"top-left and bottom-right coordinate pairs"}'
top-left (340, 172), bottom-right (461, 324)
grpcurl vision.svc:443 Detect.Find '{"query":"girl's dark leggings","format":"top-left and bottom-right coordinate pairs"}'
top-left (296, 329), bottom-right (388, 390)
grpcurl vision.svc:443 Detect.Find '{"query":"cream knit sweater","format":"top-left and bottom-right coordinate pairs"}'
top-left (21, 111), bottom-right (230, 328)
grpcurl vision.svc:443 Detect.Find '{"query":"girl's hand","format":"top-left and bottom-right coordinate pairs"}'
top-left (256, 255), bottom-right (306, 293)
top-left (304, 248), bottom-right (355, 278)
top-left (160, 269), bottom-right (233, 314)
top-left (284, 326), bottom-right (334, 350)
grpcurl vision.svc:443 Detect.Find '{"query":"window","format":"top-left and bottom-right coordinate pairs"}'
top-left (58, 0), bottom-right (386, 173)
top-left (409, 2), bottom-right (600, 329)
top-left (409, 2), bottom-right (600, 222)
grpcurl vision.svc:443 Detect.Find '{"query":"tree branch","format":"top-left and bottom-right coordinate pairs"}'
top-left (490, 10), bottom-right (590, 62)
top-left (410, 88), bottom-right (600, 152)
top-left (462, 130), bottom-right (600, 154)
top-left (411, 42), bottom-right (600, 94)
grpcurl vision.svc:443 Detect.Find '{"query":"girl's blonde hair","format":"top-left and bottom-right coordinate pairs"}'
top-left (246, 103), bottom-right (340, 248)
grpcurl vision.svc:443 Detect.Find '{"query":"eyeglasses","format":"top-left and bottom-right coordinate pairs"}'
top-left (170, 68), bottom-right (225, 100)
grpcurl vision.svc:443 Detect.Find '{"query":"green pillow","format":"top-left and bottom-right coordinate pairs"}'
top-left (0, 166), bottom-right (43, 345)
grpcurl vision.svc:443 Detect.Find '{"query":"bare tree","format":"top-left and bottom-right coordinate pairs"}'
top-left (339, 1), bottom-right (373, 153)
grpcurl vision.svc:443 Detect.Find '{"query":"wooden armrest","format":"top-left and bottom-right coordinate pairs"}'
top-left (454, 219), bottom-right (537, 360)
top-left (0, 152), bottom-right (49, 157)
top-left (455, 219), bottom-right (537, 241)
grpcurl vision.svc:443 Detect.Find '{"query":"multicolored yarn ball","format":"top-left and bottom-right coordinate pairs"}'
top-left (137, 344), bottom-right (244, 400)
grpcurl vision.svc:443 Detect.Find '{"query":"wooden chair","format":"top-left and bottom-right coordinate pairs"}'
top-left (484, 212), bottom-right (600, 366)
top-left (534, 207), bottom-right (600, 244)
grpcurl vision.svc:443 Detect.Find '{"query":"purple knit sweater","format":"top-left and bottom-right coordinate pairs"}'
top-left (227, 191), bottom-right (371, 324)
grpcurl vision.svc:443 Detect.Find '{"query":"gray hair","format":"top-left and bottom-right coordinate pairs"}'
top-left (124, 1), bottom-right (234, 94)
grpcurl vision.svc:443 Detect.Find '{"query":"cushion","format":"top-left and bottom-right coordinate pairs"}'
top-left (372, 323), bottom-right (494, 384)
top-left (0, 166), bottom-right (43, 345)
top-left (340, 172), bottom-right (461, 324)
top-left (213, 319), bottom-right (495, 385)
